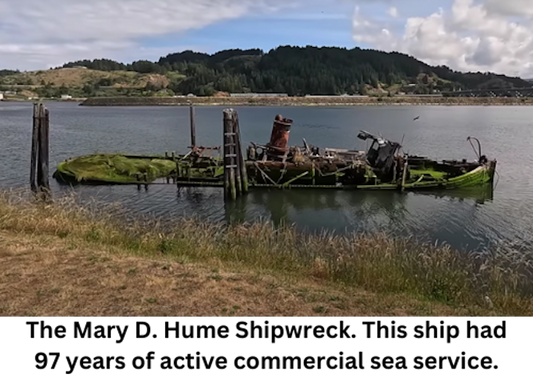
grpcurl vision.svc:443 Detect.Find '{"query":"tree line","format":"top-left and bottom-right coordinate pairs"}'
top-left (51, 46), bottom-right (533, 96)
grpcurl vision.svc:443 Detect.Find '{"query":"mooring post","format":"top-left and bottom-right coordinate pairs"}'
top-left (232, 113), bottom-right (242, 198)
top-left (223, 112), bottom-right (229, 201)
top-left (189, 101), bottom-right (196, 148)
top-left (30, 102), bottom-right (50, 196)
top-left (30, 103), bottom-right (40, 192)
top-left (39, 107), bottom-right (50, 193)
top-left (233, 111), bottom-right (248, 193)
top-left (223, 109), bottom-right (238, 201)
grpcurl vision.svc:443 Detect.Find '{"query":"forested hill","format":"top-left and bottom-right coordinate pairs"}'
top-left (20, 46), bottom-right (533, 97)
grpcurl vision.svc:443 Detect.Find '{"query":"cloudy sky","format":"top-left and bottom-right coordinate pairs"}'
top-left (1, 0), bottom-right (532, 77)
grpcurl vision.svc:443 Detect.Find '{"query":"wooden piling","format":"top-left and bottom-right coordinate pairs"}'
top-left (233, 111), bottom-right (249, 193)
top-left (222, 108), bottom-right (249, 201)
top-left (189, 102), bottom-right (196, 148)
top-left (39, 108), bottom-right (50, 192)
top-left (223, 114), bottom-right (229, 201)
top-left (30, 102), bottom-right (50, 196)
top-left (223, 109), bottom-right (237, 200)
top-left (232, 119), bottom-right (242, 198)
top-left (30, 104), bottom-right (40, 192)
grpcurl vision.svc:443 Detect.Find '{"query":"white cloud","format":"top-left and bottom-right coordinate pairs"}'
top-left (484, 0), bottom-right (533, 18)
top-left (3, 0), bottom-right (533, 78)
top-left (0, 0), bottom-right (292, 70)
top-left (352, 0), bottom-right (533, 78)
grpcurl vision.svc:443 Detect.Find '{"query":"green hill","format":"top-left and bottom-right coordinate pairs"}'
top-left (1, 46), bottom-right (530, 99)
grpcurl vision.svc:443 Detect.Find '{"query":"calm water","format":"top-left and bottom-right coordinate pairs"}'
top-left (1, 101), bottom-right (532, 253)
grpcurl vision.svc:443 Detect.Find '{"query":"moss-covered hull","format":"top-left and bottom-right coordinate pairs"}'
top-left (54, 153), bottom-right (496, 192)
top-left (53, 154), bottom-right (224, 184)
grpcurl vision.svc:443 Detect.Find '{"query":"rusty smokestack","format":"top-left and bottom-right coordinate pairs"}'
top-left (268, 114), bottom-right (293, 151)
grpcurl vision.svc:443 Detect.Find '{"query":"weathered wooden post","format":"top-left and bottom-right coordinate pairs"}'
top-left (30, 104), bottom-right (40, 192)
top-left (30, 102), bottom-right (50, 196)
top-left (189, 101), bottom-right (196, 148)
top-left (223, 108), bottom-right (248, 201)
top-left (232, 116), bottom-right (243, 198)
top-left (223, 109), bottom-right (237, 200)
top-left (39, 108), bottom-right (50, 192)
top-left (233, 111), bottom-right (248, 194)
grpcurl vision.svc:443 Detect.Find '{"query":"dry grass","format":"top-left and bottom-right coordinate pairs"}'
top-left (0, 232), bottom-right (460, 316)
top-left (0, 189), bottom-right (532, 316)
top-left (1, 68), bottom-right (171, 89)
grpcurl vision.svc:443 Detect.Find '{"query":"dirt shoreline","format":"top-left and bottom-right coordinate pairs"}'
top-left (4, 96), bottom-right (533, 107)
top-left (79, 96), bottom-right (533, 107)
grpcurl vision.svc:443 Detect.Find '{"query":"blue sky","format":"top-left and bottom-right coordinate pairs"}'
top-left (1, 0), bottom-right (533, 77)
top-left (139, 0), bottom-right (454, 58)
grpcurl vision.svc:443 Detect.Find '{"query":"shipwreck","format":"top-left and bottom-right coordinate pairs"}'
top-left (53, 112), bottom-right (497, 193)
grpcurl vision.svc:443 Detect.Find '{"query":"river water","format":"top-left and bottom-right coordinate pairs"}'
top-left (1, 101), bottom-right (532, 253)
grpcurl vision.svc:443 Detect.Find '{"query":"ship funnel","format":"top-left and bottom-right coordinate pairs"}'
top-left (268, 114), bottom-right (293, 151)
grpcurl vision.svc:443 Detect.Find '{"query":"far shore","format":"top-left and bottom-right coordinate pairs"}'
top-left (3, 96), bottom-right (533, 107)
top-left (81, 96), bottom-right (533, 107)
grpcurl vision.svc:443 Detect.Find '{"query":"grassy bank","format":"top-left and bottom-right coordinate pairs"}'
top-left (80, 96), bottom-right (533, 107)
top-left (1, 190), bottom-right (532, 316)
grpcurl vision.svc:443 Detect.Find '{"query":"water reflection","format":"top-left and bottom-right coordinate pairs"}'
top-left (50, 170), bottom-right (503, 251)
top-left (223, 185), bottom-right (494, 237)
top-left (413, 185), bottom-right (494, 205)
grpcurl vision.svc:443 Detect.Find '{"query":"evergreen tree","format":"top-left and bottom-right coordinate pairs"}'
top-left (47, 46), bottom-right (530, 95)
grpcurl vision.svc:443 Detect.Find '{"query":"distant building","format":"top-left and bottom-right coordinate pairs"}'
top-left (230, 93), bottom-right (288, 98)
top-left (402, 94), bottom-right (442, 97)
top-left (304, 94), bottom-right (368, 98)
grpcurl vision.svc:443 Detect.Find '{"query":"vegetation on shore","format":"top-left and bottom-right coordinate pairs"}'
top-left (79, 96), bottom-right (533, 107)
top-left (0, 190), bottom-right (532, 316)
top-left (1, 46), bottom-right (531, 101)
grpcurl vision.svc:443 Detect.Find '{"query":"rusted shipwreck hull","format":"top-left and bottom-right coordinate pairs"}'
top-left (54, 113), bottom-right (497, 191)
top-left (243, 115), bottom-right (497, 190)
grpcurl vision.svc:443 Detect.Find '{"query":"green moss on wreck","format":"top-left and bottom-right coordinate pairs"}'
top-left (55, 154), bottom-right (177, 183)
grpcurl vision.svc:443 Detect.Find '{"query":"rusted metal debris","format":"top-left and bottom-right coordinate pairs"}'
top-left (188, 146), bottom-right (222, 158)
top-left (244, 114), bottom-right (386, 186)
